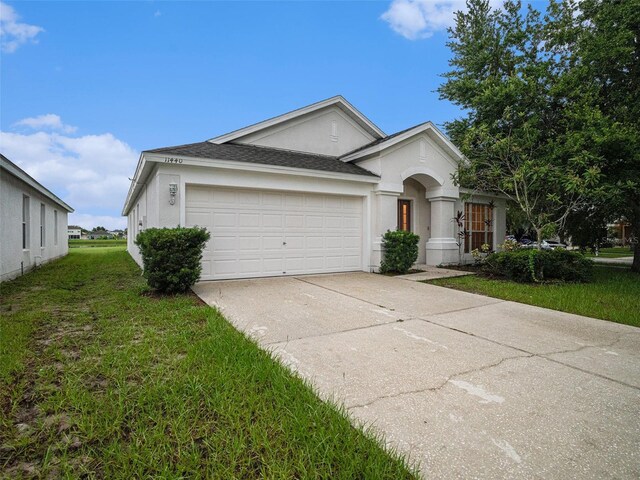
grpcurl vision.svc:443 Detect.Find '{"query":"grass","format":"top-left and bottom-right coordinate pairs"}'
top-left (0, 248), bottom-right (416, 479)
top-left (69, 239), bottom-right (127, 248)
top-left (427, 266), bottom-right (640, 327)
top-left (583, 247), bottom-right (634, 258)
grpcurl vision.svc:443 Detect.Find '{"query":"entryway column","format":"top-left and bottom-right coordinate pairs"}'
top-left (425, 191), bottom-right (459, 265)
top-left (371, 190), bottom-right (401, 270)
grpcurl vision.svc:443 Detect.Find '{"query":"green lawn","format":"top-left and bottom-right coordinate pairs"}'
top-left (584, 247), bottom-right (634, 258)
top-left (69, 239), bottom-right (127, 248)
top-left (0, 248), bottom-right (416, 478)
top-left (427, 266), bottom-right (640, 327)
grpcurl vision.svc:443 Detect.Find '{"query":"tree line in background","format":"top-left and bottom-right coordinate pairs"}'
top-left (439, 0), bottom-right (639, 272)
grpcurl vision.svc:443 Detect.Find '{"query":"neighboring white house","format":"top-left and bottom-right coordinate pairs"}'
top-left (1, 154), bottom-right (74, 282)
top-left (68, 227), bottom-right (82, 240)
top-left (123, 96), bottom-right (506, 281)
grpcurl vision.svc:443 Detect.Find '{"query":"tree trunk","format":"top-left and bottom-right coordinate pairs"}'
top-left (631, 206), bottom-right (640, 273)
top-left (535, 227), bottom-right (543, 250)
top-left (631, 221), bottom-right (640, 273)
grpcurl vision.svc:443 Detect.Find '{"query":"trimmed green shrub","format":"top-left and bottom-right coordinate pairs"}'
top-left (380, 230), bottom-right (420, 274)
top-left (135, 227), bottom-right (211, 293)
top-left (483, 249), bottom-right (593, 283)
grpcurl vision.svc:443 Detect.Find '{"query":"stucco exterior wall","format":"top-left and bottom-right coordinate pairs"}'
top-left (236, 107), bottom-right (376, 157)
top-left (126, 180), bottom-right (149, 267)
top-left (1, 172), bottom-right (69, 281)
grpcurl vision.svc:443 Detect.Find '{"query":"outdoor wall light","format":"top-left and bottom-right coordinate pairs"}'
top-left (169, 183), bottom-right (178, 205)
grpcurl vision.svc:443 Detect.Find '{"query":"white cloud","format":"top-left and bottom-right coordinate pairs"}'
top-left (14, 114), bottom-right (77, 134)
top-left (381, 0), bottom-right (500, 40)
top-left (0, 121), bottom-right (139, 230)
top-left (0, 1), bottom-right (44, 53)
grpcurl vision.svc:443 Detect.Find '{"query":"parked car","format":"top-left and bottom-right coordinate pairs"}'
top-left (519, 237), bottom-right (535, 248)
top-left (541, 240), bottom-right (567, 250)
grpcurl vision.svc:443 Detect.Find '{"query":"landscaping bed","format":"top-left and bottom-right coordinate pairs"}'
top-left (0, 248), bottom-right (416, 478)
top-left (426, 265), bottom-right (639, 327)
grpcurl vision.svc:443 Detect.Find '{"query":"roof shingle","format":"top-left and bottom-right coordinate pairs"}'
top-left (145, 142), bottom-right (378, 177)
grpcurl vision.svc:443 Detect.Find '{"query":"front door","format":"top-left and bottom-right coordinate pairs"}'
top-left (397, 199), bottom-right (411, 231)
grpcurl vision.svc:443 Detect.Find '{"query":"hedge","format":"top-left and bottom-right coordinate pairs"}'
top-left (482, 249), bottom-right (593, 283)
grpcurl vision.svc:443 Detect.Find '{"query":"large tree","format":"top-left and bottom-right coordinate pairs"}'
top-left (440, 0), bottom-right (603, 247)
top-left (548, 0), bottom-right (640, 271)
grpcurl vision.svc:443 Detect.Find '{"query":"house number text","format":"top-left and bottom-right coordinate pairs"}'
top-left (164, 157), bottom-right (184, 164)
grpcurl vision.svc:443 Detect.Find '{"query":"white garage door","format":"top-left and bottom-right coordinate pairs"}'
top-left (185, 185), bottom-right (363, 280)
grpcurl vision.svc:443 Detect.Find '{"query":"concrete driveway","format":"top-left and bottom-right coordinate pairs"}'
top-left (193, 272), bottom-right (640, 479)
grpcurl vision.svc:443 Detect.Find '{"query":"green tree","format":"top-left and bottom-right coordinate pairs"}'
top-left (439, 0), bottom-right (602, 247)
top-left (547, 0), bottom-right (640, 271)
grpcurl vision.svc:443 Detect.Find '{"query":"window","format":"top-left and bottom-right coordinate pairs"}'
top-left (464, 203), bottom-right (493, 253)
top-left (22, 196), bottom-right (30, 249)
top-left (40, 203), bottom-right (45, 247)
top-left (54, 210), bottom-right (58, 246)
top-left (397, 200), bottom-right (412, 232)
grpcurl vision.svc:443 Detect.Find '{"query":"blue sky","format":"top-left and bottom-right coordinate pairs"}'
top-left (1, 0), bottom-right (500, 229)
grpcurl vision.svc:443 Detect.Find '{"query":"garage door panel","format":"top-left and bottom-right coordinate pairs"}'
top-left (212, 236), bottom-right (237, 252)
top-left (262, 214), bottom-right (283, 228)
top-left (187, 211), bottom-right (212, 229)
top-left (285, 194), bottom-right (304, 207)
top-left (325, 216), bottom-right (342, 229)
top-left (186, 186), bottom-right (363, 280)
top-left (239, 213), bottom-right (260, 227)
top-left (262, 193), bottom-right (283, 206)
top-left (263, 235), bottom-right (284, 251)
top-left (213, 212), bottom-right (236, 228)
top-left (285, 215), bottom-right (304, 228)
top-left (263, 257), bottom-right (284, 273)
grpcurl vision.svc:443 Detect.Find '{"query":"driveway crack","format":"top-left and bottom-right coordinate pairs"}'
top-left (349, 354), bottom-right (532, 410)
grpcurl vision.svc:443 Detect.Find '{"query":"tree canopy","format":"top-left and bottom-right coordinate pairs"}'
top-left (439, 0), bottom-right (640, 271)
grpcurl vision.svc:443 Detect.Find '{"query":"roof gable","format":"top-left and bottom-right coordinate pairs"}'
top-left (340, 122), bottom-right (464, 165)
top-left (208, 96), bottom-right (385, 145)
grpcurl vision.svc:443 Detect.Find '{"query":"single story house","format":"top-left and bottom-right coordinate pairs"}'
top-left (1, 154), bottom-right (73, 282)
top-left (123, 96), bottom-right (505, 281)
top-left (87, 230), bottom-right (114, 240)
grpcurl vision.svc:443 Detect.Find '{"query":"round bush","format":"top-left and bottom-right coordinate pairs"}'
top-left (379, 230), bottom-right (420, 274)
top-left (135, 227), bottom-right (211, 293)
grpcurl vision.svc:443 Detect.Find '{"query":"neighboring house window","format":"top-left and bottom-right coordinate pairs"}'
top-left (397, 200), bottom-right (412, 232)
top-left (54, 210), bottom-right (58, 246)
top-left (464, 203), bottom-right (493, 253)
top-left (40, 203), bottom-right (45, 247)
top-left (22, 195), bottom-right (30, 249)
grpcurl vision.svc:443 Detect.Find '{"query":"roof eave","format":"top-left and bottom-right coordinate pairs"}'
top-left (0, 155), bottom-right (74, 212)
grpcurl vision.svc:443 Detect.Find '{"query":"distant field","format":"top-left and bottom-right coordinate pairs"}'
top-left (69, 239), bottom-right (127, 248)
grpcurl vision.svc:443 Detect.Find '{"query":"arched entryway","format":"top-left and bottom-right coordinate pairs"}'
top-left (399, 169), bottom-right (445, 264)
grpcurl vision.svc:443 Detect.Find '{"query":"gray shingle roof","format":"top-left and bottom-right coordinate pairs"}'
top-left (145, 142), bottom-right (378, 177)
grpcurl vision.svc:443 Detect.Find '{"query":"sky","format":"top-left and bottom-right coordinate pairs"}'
top-left (1, 0), bottom-right (511, 230)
